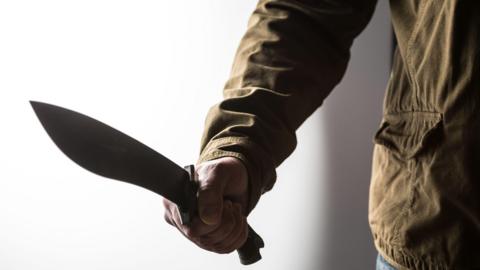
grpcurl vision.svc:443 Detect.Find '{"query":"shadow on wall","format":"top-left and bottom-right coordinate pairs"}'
top-left (317, 1), bottom-right (391, 269)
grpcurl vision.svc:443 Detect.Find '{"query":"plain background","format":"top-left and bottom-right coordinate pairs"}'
top-left (0, 1), bottom-right (390, 269)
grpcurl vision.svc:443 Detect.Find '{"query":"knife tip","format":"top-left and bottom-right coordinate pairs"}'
top-left (29, 100), bottom-right (47, 110)
top-left (29, 100), bottom-right (47, 115)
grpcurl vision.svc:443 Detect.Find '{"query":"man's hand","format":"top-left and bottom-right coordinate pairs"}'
top-left (163, 157), bottom-right (249, 254)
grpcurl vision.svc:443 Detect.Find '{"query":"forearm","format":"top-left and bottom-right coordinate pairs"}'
top-left (199, 0), bottom-right (378, 213)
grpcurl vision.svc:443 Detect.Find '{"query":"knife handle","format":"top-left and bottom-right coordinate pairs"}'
top-left (183, 165), bottom-right (264, 265)
top-left (238, 225), bottom-right (264, 265)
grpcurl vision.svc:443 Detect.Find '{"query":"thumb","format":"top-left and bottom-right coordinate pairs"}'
top-left (197, 178), bottom-right (225, 225)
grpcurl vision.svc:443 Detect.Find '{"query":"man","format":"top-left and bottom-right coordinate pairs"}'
top-left (164, 1), bottom-right (480, 269)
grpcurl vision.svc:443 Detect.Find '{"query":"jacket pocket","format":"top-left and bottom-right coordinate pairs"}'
top-left (373, 112), bottom-right (442, 160)
top-left (369, 111), bottom-right (443, 246)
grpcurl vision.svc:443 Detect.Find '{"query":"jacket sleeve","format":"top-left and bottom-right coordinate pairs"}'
top-left (198, 0), bottom-right (378, 213)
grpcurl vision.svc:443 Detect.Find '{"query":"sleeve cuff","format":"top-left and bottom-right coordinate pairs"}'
top-left (198, 136), bottom-right (276, 214)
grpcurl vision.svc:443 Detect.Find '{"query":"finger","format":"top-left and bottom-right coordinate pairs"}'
top-left (200, 201), bottom-right (235, 241)
top-left (164, 199), bottom-right (220, 238)
top-left (197, 170), bottom-right (226, 225)
top-left (189, 207), bottom-right (236, 253)
top-left (163, 198), bottom-right (197, 234)
top-left (212, 203), bottom-right (248, 253)
top-left (183, 216), bottom-right (221, 238)
top-left (205, 201), bottom-right (234, 242)
top-left (162, 198), bottom-right (176, 226)
top-left (223, 206), bottom-right (248, 253)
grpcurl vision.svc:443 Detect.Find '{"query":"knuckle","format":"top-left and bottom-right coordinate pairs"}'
top-left (197, 238), bottom-right (218, 251)
top-left (211, 159), bottom-right (228, 172)
top-left (224, 246), bottom-right (237, 254)
top-left (212, 241), bottom-right (234, 254)
top-left (183, 227), bottom-right (198, 239)
top-left (162, 198), bottom-right (172, 210)
top-left (163, 213), bottom-right (172, 225)
top-left (198, 175), bottom-right (222, 195)
top-left (217, 249), bottom-right (230, 254)
top-left (210, 244), bottom-right (227, 254)
top-left (200, 161), bottom-right (228, 181)
top-left (199, 180), bottom-right (219, 193)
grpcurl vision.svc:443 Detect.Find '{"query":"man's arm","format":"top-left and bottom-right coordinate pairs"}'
top-left (200, 0), bottom-right (378, 212)
top-left (165, 0), bottom-right (378, 254)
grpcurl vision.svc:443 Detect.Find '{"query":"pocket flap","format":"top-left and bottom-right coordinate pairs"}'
top-left (373, 112), bottom-right (442, 159)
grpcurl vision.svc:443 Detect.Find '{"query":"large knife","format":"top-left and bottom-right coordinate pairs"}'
top-left (30, 101), bottom-right (264, 265)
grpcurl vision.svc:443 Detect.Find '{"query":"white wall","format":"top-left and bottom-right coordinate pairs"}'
top-left (0, 1), bottom-right (390, 269)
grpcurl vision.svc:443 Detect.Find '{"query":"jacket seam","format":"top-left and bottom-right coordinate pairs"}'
top-left (383, 111), bottom-right (441, 117)
top-left (406, 0), bottom-right (430, 110)
top-left (374, 234), bottom-right (449, 270)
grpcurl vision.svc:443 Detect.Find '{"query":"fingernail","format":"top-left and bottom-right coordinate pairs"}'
top-left (200, 206), bottom-right (220, 225)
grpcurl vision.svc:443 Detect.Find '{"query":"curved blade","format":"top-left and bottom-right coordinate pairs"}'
top-left (30, 101), bottom-right (190, 208)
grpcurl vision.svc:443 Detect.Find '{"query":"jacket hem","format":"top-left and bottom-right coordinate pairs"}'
top-left (374, 235), bottom-right (448, 270)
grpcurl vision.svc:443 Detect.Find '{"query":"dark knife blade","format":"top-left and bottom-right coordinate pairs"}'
top-left (30, 101), bottom-right (193, 210)
top-left (30, 101), bottom-right (264, 265)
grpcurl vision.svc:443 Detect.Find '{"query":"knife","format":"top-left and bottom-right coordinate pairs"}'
top-left (30, 101), bottom-right (264, 265)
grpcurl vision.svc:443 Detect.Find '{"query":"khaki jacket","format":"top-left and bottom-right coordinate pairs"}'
top-left (198, 1), bottom-right (480, 269)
